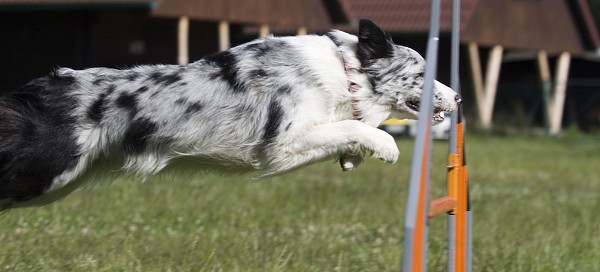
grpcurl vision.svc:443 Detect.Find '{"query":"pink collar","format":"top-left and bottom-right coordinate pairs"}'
top-left (340, 52), bottom-right (362, 120)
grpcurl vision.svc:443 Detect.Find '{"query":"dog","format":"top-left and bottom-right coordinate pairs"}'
top-left (0, 19), bottom-right (461, 210)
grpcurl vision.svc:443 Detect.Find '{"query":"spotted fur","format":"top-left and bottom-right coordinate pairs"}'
top-left (0, 19), bottom-right (460, 210)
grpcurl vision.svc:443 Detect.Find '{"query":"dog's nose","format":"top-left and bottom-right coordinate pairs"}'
top-left (455, 94), bottom-right (463, 105)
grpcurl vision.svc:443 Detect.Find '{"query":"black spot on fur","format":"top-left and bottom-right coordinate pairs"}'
top-left (88, 93), bottom-right (107, 123)
top-left (285, 122), bottom-right (292, 131)
top-left (204, 51), bottom-right (245, 93)
top-left (251, 69), bottom-right (268, 77)
top-left (127, 72), bottom-right (140, 81)
top-left (162, 73), bottom-right (182, 86)
top-left (185, 102), bottom-right (203, 114)
top-left (252, 44), bottom-right (271, 58)
top-left (116, 92), bottom-right (138, 118)
top-left (149, 90), bottom-right (162, 99)
top-left (0, 74), bottom-right (80, 202)
top-left (252, 40), bottom-right (288, 59)
top-left (92, 77), bottom-right (106, 86)
top-left (149, 72), bottom-right (162, 82)
top-left (401, 76), bottom-right (408, 81)
top-left (106, 85), bottom-right (116, 94)
top-left (87, 85), bottom-right (115, 123)
top-left (122, 118), bottom-right (157, 154)
top-left (276, 85), bottom-right (292, 95)
top-left (175, 98), bottom-right (187, 105)
top-left (135, 86), bottom-right (149, 94)
top-left (263, 99), bottom-right (283, 145)
top-left (116, 92), bottom-right (136, 109)
top-left (148, 72), bottom-right (182, 87)
top-left (204, 51), bottom-right (235, 69)
top-left (387, 62), bottom-right (407, 76)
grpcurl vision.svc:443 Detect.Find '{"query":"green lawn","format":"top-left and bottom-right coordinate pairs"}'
top-left (1, 133), bottom-right (600, 271)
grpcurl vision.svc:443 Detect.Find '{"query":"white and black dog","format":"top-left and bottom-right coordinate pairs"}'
top-left (0, 19), bottom-right (461, 210)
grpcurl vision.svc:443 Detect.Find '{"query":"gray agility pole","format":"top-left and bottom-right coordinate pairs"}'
top-left (447, 0), bottom-right (460, 271)
top-left (448, 0), bottom-right (472, 272)
top-left (448, 0), bottom-right (472, 271)
top-left (401, 0), bottom-right (472, 271)
top-left (401, 0), bottom-right (441, 271)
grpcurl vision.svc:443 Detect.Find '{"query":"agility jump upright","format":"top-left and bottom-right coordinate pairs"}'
top-left (401, 0), bottom-right (472, 271)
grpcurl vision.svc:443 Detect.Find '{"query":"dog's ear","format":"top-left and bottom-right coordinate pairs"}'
top-left (357, 19), bottom-right (393, 65)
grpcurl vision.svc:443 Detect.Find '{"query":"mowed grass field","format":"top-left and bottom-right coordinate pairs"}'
top-left (1, 133), bottom-right (600, 271)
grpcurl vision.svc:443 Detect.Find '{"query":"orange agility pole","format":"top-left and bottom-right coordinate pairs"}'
top-left (447, 0), bottom-right (472, 271)
top-left (401, 0), bottom-right (471, 271)
top-left (447, 119), bottom-right (470, 272)
top-left (401, 0), bottom-right (441, 271)
top-left (428, 196), bottom-right (457, 218)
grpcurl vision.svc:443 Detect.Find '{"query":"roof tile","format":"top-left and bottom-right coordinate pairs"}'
top-left (336, 0), bottom-right (479, 32)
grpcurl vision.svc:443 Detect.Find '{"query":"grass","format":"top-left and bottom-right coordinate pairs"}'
top-left (1, 133), bottom-right (600, 271)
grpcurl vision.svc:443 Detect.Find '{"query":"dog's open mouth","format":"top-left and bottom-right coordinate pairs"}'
top-left (406, 100), bottom-right (445, 122)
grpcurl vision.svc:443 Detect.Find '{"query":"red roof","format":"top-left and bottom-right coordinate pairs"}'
top-left (334, 0), bottom-right (479, 32)
top-left (332, 0), bottom-right (600, 54)
top-left (460, 0), bottom-right (600, 54)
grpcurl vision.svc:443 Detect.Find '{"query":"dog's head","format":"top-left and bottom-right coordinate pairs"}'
top-left (356, 19), bottom-right (461, 123)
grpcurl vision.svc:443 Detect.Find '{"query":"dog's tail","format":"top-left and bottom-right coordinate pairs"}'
top-left (0, 93), bottom-right (49, 205)
top-left (0, 76), bottom-right (82, 207)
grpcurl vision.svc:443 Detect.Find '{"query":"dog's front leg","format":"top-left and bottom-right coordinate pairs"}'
top-left (264, 120), bottom-right (399, 176)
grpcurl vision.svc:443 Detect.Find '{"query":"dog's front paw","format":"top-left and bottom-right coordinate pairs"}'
top-left (372, 147), bottom-right (399, 164)
top-left (340, 152), bottom-right (364, 171)
top-left (370, 134), bottom-right (399, 164)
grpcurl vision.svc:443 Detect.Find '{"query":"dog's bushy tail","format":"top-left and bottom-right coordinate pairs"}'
top-left (0, 75), bottom-right (82, 204)
top-left (0, 94), bottom-right (43, 202)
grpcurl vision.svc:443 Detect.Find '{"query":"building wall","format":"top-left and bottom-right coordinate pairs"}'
top-left (0, 9), bottom-right (227, 92)
top-left (0, 10), bottom-right (90, 91)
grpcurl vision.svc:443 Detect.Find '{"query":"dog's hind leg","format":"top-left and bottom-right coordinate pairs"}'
top-left (263, 120), bottom-right (399, 176)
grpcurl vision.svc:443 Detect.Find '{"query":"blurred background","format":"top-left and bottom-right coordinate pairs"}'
top-left (1, 0), bottom-right (600, 135)
top-left (2, 2), bottom-right (600, 271)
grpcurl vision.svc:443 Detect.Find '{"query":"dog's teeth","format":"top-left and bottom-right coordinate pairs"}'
top-left (433, 112), bottom-right (444, 122)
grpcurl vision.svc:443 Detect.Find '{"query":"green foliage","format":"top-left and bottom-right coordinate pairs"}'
top-left (1, 134), bottom-right (599, 271)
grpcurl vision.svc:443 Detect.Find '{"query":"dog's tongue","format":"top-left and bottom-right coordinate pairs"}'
top-left (433, 112), bottom-right (444, 122)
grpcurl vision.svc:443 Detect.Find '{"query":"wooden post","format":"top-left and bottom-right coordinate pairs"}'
top-left (536, 50), bottom-right (552, 132)
top-left (467, 42), bottom-right (485, 120)
top-left (259, 24), bottom-right (269, 38)
top-left (297, 26), bottom-right (307, 36)
top-left (467, 42), bottom-right (503, 129)
top-left (218, 20), bottom-right (230, 52)
top-left (536, 51), bottom-right (572, 135)
top-left (177, 16), bottom-right (189, 65)
top-left (482, 45), bottom-right (503, 128)
top-left (549, 52), bottom-right (571, 135)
